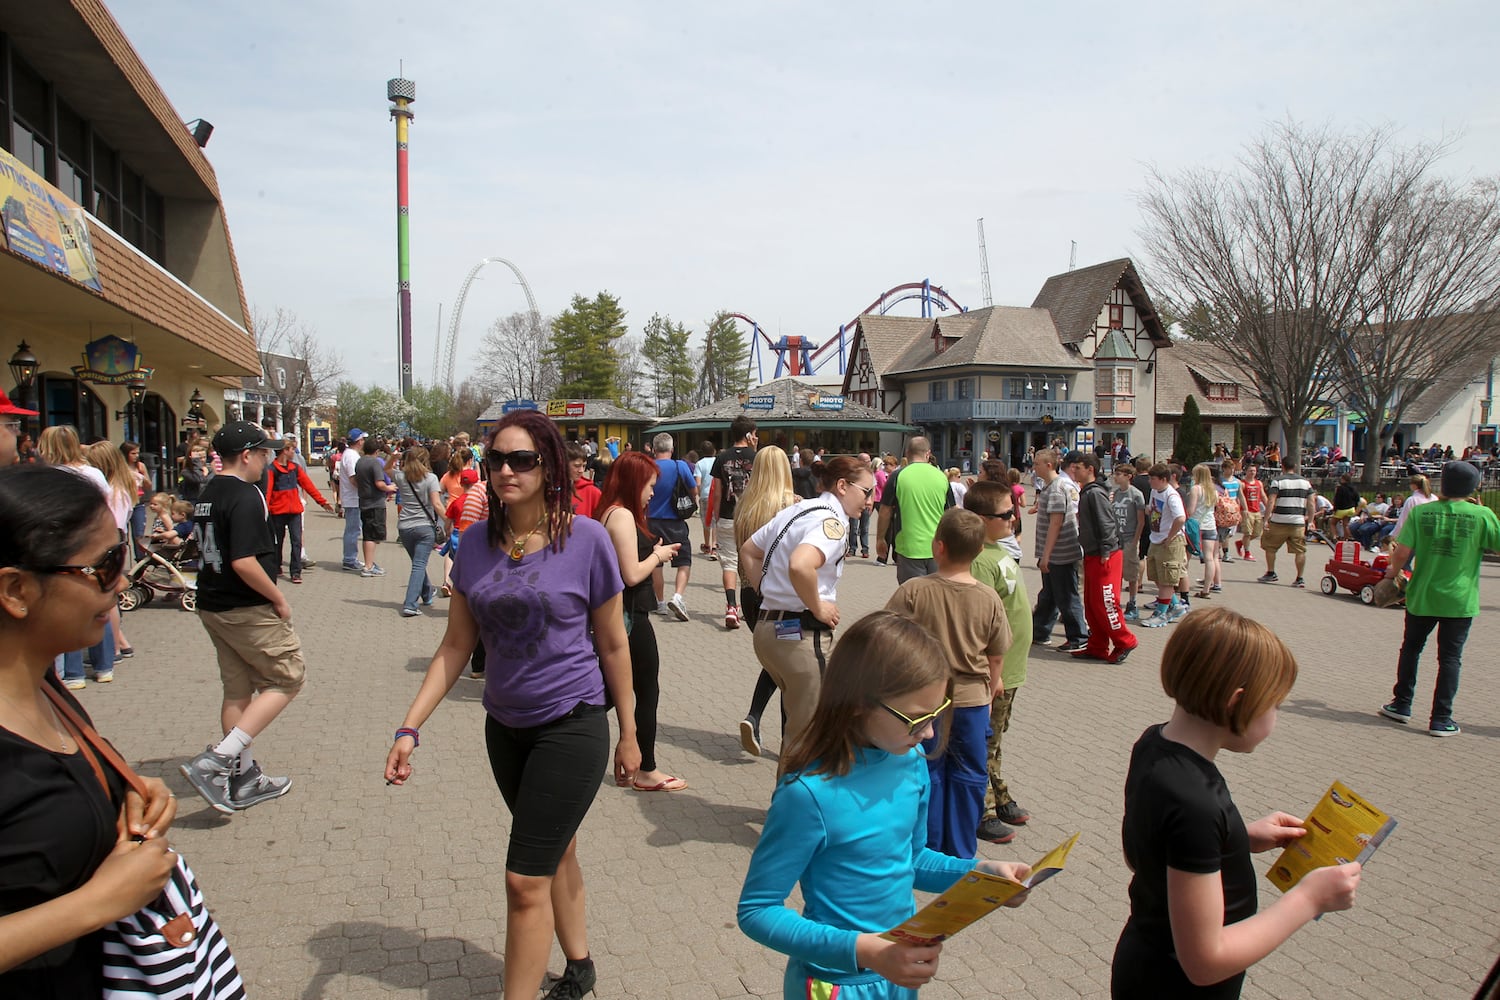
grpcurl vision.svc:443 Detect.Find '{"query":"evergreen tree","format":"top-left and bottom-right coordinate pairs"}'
top-left (639, 313), bottom-right (671, 414)
top-left (698, 311), bottom-right (750, 403)
top-left (663, 319), bottom-right (696, 415)
top-left (545, 292), bottom-right (629, 400)
top-left (1176, 394), bottom-right (1211, 468)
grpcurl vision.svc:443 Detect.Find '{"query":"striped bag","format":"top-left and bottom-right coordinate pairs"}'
top-left (43, 685), bottom-right (247, 999)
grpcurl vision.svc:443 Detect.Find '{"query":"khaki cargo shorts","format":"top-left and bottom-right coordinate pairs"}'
top-left (1123, 543), bottom-right (1143, 584)
top-left (198, 604), bottom-right (308, 700)
top-left (1261, 522), bottom-right (1306, 556)
top-left (1147, 535), bottom-right (1187, 587)
top-left (715, 518), bottom-right (739, 572)
top-left (1241, 511), bottom-right (1263, 540)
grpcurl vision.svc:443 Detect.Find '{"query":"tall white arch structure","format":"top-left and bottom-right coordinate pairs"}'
top-left (443, 257), bottom-right (542, 392)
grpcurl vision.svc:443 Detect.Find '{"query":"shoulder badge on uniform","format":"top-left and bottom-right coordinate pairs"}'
top-left (822, 518), bottom-right (846, 539)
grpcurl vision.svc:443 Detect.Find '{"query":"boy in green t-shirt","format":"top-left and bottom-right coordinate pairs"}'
top-left (1378, 461), bottom-right (1500, 737)
top-left (964, 481), bottom-right (1033, 844)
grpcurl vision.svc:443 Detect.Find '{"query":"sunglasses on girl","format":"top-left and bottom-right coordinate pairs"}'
top-left (25, 539), bottom-right (129, 593)
top-left (879, 697), bottom-right (953, 737)
top-left (486, 449), bottom-right (542, 473)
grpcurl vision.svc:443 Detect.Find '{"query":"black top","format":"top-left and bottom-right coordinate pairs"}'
top-left (194, 474), bottom-right (277, 612)
top-left (0, 677), bottom-right (127, 999)
top-left (1333, 483), bottom-right (1361, 511)
top-left (354, 455), bottom-right (387, 510)
top-left (791, 467), bottom-right (817, 502)
top-left (624, 525), bottom-right (656, 614)
top-left (1078, 479), bottom-right (1121, 557)
top-left (710, 446), bottom-right (756, 520)
top-left (1113, 725), bottom-right (1257, 1000)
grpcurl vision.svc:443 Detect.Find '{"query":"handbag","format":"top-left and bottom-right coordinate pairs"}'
top-left (409, 478), bottom-right (451, 544)
top-left (671, 461), bottom-right (698, 519)
top-left (42, 684), bottom-right (247, 1000)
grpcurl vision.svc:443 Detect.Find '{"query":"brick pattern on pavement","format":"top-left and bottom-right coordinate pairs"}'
top-left (80, 511), bottom-right (1500, 998)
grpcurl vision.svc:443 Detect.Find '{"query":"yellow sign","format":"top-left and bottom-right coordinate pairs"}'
top-left (546, 399), bottom-right (568, 417)
top-left (0, 147), bottom-right (102, 290)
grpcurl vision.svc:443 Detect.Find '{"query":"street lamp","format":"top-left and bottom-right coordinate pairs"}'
top-left (8, 341), bottom-right (38, 420)
top-left (183, 388), bottom-right (207, 431)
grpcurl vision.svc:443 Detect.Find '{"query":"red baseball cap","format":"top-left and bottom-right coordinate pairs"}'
top-left (460, 469), bottom-right (480, 486)
top-left (0, 388), bottom-right (37, 416)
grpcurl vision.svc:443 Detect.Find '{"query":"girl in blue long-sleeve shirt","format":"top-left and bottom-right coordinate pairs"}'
top-left (738, 610), bottom-right (1031, 999)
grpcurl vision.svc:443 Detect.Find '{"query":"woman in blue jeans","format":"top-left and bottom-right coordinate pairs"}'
top-left (392, 446), bottom-right (444, 617)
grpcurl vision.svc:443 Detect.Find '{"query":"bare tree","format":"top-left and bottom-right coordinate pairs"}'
top-left (1327, 178), bottom-right (1500, 483)
top-left (475, 310), bottom-right (555, 402)
top-left (1138, 121), bottom-right (1456, 466)
top-left (248, 305), bottom-right (345, 427)
top-left (613, 333), bottom-right (645, 411)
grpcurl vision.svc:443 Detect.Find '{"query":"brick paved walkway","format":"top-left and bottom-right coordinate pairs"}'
top-left (85, 512), bottom-right (1500, 998)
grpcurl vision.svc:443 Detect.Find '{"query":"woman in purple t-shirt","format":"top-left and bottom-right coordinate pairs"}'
top-left (385, 410), bottom-right (639, 1000)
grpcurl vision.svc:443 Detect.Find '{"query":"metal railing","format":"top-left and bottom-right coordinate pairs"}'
top-left (910, 399), bottom-right (1092, 424)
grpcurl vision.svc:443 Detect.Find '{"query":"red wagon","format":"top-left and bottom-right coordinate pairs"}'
top-left (1320, 541), bottom-right (1405, 606)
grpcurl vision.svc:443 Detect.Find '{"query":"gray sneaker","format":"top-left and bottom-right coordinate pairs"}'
top-left (361, 564), bottom-right (386, 577)
top-left (667, 594), bottom-right (689, 621)
top-left (230, 762), bottom-right (292, 810)
top-left (1166, 601), bottom-right (1189, 624)
top-left (180, 747), bottom-right (236, 814)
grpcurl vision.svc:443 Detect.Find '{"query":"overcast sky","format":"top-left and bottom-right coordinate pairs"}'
top-left (110, 1), bottom-right (1500, 389)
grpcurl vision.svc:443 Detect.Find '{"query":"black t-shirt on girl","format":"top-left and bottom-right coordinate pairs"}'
top-left (0, 677), bottom-right (127, 998)
top-left (193, 473), bottom-right (277, 612)
top-left (1113, 724), bottom-right (1257, 1000)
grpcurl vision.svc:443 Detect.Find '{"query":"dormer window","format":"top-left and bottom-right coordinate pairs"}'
top-left (1206, 382), bottom-right (1239, 401)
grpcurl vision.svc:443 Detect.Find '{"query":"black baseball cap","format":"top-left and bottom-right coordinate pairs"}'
top-left (1062, 450), bottom-right (1087, 467)
top-left (212, 421), bottom-right (276, 456)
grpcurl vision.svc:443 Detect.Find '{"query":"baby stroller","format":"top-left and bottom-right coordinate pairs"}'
top-left (119, 537), bottom-right (200, 612)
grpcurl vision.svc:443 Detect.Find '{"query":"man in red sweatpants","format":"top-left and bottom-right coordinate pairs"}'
top-left (1073, 454), bottom-right (1136, 664)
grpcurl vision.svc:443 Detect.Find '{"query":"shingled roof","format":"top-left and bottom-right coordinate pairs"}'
top-left (884, 306), bottom-right (1090, 376)
top-left (1154, 341), bottom-right (1274, 419)
top-left (1031, 258), bottom-right (1170, 347)
top-left (849, 314), bottom-right (934, 378)
top-left (652, 377), bottom-right (907, 432)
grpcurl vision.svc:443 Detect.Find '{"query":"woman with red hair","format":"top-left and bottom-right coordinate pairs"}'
top-left (596, 451), bottom-right (687, 792)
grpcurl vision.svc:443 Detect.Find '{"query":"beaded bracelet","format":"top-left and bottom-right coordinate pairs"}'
top-left (394, 727), bottom-right (420, 747)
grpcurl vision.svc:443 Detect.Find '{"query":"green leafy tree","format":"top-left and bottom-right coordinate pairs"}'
top-left (639, 313), bottom-right (671, 413)
top-left (697, 311), bottom-right (750, 404)
top-left (405, 382), bottom-right (453, 439)
top-left (545, 292), bottom-right (629, 401)
top-left (1175, 395), bottom-right (1211, 469)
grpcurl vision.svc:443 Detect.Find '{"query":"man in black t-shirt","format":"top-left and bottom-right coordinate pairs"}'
top-left (180, 422), bottom-right (307, 814)
top-left (708, 415), bottom-right (757, 630)
top-left (355, 437), bottom-right (397, 576)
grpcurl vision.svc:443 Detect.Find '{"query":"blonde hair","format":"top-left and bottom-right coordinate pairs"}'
top-left (401, 444), bottom-right (432, 485)
top-left (85, 440), bottom-right (136, 506)
top-left (734, 445), bottom-right (798, 551)
top-left (37, 425), bottom-right (85, 466)
top-left (946, 467), bottom-right (961, 481)
top-left (1409, 475), bottom-right (1431, 496)
top-left (1192, 463), bottom-right (1215, 500)
top-left (781, 611), bottom-right (951, 778)
top-left (1161, 607), bottom-right (1297, 735)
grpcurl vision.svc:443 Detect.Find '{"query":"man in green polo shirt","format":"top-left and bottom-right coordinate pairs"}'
top-left (1378, 461), bottom-right (1500, 737)
top-left (876, 436), bottom-right (953, 583)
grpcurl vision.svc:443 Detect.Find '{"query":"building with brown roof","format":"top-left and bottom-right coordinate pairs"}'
top-left (1, 0), bottom-right (257, 487)
top-left (1152, 341), bottom-right (1278, 458)
top-left (841, 257), bottom-right (1170, 468)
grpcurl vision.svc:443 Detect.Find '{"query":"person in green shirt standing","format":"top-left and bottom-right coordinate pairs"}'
top-left (875, 437), bottom-right (954, 583)
top-left (1378, 461), bottom-right (1500, 737)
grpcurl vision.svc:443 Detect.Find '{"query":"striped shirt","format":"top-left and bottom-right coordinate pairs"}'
top-left (1035, 474), bottom-right (1083, 564)
top-left (1268, 475), bottom-right (1314, 525)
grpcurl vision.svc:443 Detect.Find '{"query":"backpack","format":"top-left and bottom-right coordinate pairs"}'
top-left (721, 451), bottom-right (753, 509)
top-left (1214, 487), bottom-right (1241, 527)
top-left (670, 460), bottom-right (697, 519)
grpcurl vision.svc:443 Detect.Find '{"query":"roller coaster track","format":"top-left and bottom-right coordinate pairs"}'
top-left (442, 257), bottom-right (542, 393)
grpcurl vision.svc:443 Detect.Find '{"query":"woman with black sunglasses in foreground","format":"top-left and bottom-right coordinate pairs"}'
top-left (0, 464), bottom-right (179, 995)
top-left (386, 409), bottom-right (639, 1000)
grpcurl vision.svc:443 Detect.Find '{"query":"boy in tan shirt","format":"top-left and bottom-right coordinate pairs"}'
top-left (885, 508), bottom-right (1012, 859)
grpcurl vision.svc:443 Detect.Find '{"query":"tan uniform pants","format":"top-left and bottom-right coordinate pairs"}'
top-left (751, 618), bottom-right (832, 750)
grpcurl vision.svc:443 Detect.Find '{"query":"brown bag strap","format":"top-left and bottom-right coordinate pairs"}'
top-left (42, 682), bottom-right (150, 800)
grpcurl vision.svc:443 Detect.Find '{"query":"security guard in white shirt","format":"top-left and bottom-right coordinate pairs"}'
top-left (739, 456), bottom-right (876, 749)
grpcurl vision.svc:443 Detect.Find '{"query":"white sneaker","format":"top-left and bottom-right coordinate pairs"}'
top-left (667, 594), bottom-right (689, 621)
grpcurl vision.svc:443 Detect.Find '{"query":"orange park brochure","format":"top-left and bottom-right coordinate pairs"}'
top-left (882, 833), bottom-right (1080, 946)
top-left (1267, 781), bottom-right (1396, 893)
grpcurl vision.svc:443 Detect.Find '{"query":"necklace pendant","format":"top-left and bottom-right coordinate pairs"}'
top-left (509, 541), bottom-right (525, 561)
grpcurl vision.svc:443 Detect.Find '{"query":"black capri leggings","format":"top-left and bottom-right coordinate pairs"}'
top-left (629, 611), bottom-right (662, 774)
top-left (484, 703), bottom-right (610, 877)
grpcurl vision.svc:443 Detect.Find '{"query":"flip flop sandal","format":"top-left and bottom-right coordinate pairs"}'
top-left (632, 776), bottom-right (688, 792)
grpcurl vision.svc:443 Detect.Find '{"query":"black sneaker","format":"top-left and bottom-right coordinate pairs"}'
top-left (543, 959), bottom-right (597, 999)
top-left (1257, 572), bottom-right (1279, 584)
top-left (1378, 702), bottom-right (1412, 724)
top-left (977, 816), bottom-right (1016, 844)
top-left (180, 746), bottom-right (236, 814)
top-left (230, 762), bottom-right (292, 810)
top-left (1428, 719), bottom-right (1461, 738)
top-left (1292, 577), bottom-right (1306, 589)
top-left (996, 801), bottom-right (1030, 825)
top-left (739, 718), bottom-right (763, 757)
top-left (1058, 639), bottom-right (1088, 652)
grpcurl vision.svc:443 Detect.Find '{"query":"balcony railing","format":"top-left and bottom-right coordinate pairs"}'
top-left (910, 399), bottom-right (1093, 424)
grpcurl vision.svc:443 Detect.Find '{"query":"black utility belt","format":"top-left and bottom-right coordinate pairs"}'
top-left (759, 609), bottom-right (832, 632)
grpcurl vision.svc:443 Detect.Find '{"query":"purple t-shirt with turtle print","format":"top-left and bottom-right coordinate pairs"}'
top-left (451, 516), bottom-right (623, 728)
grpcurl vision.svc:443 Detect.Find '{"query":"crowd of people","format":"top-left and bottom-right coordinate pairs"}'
top-left (2, 381), bottom-right (1497, 999)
